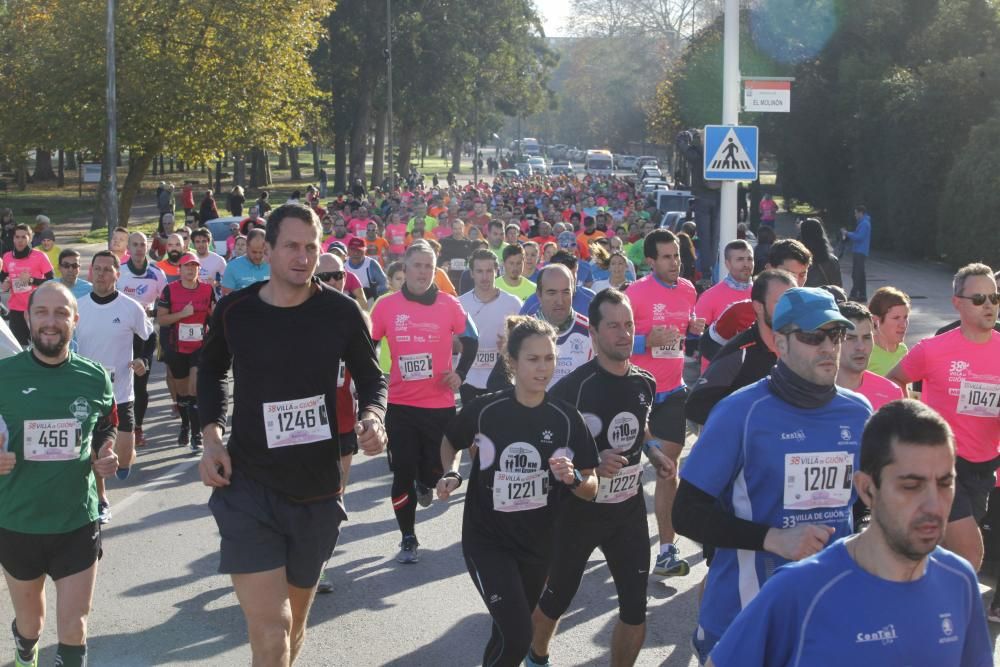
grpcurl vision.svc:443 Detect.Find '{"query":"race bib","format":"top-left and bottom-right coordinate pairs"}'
top-left (651, 339), bottom-right (683, 359)
top-left (12, 278), bottom-right (31, 294)
top-left (399, 353), bottom-right (433, 381)
top-left (262, 395), bottom-right (332, 449)
top-left (178, 323), bottom-right (204, 342)
top-left (23, 418), bottom-right (80, 461)
top-left (392, 235), bottom-right (406, 246)
top-left (595, 464), bottom-right (642, 504)
top-left (472, 349), bottom-right (498, 370)
top-left (337, 361), bottom-right (347, 388)
top-left (449, 258), bottom-right (467, 271)
top-left (783, 451), bottom-right (853, 510)
top-left (492, 470), bottom-right (549, 512)
top-left (957, 380), bottom-right (1000, 418)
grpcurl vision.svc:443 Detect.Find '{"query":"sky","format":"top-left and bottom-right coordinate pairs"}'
top-left (533, 0), bottom-right (571, 37)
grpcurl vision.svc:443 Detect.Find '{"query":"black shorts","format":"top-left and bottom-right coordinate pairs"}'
top-left (164, 347), bottom-right (201, 379)
top-left (949, 457), bottom-right (998, 523)
top-left (339, 430), bottom-right (358, 457)
top-left (0, 521), bottom-right (102, 581)
top-left (648, 387), bottom-right (688, 446)
top-left (118, 401), bottom-right (135, 432)
top-left (537, 494), bottom-right (650, 626)
top-left (385, 404), bottom-right (455, 486)
top-left (208, 468), bottom-right (346, 589)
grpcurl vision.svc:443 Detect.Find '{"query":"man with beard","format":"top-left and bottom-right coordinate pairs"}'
top-left (0, 282), bottom-right (119, 667)
top-left (707, 400), bottom-right (991, 667)
top-left (835, 301), bottom-right (904, 411)
top-left (155, 233), bottom-right (185, 284)
top-left (674, 287), bottom-right (872, 662)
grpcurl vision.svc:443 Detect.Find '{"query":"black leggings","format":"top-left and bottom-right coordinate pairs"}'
top-left (464, 543), bottom-right (548, 667)
top-left (132, 332), bottom-right (157, 427)
top-left (385, 405), bottom-right (453, 537)
top-left (8, 310), bottom-right (28, 346)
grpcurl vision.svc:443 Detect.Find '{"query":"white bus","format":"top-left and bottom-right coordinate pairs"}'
top-left (520, 138), bottom-right (541, 156)
top-left (585, 150), bottom-right (614, 176)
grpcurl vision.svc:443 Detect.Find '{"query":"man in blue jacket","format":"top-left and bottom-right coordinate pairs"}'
top-left (843, 205), bottom-right (871, 301)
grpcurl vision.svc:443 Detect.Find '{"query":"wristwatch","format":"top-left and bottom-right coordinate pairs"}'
top-left (568, 468), bottom-right (584, 490)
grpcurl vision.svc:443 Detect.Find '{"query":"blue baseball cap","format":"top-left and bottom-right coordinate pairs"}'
top-left (772, 287), bottom-right (855, 332)
top-left (557, 231), bottom-right (577, 248)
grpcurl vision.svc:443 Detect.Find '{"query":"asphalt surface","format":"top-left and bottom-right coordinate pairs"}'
top-left (3, 222), bottom-right (1000, 665)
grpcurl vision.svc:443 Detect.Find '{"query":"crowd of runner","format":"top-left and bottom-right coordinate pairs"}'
top-left (0, 168), bottom-right (996, 666)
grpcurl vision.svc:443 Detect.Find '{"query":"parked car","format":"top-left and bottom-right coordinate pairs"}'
top-left (514, 163), bottom-right (534, 177)
top-left (634, 156), bottom-right (659, 172)
top-left (498, 169), bottom-right (522, 180)
top-left (618, 155), bottom-right (638, 170)
top-left (528, 156), bottom-right (548, 174)
top-left (550, 162), bottom-right (574, 176)
top-left (639, 165), bottom-right (663, 181)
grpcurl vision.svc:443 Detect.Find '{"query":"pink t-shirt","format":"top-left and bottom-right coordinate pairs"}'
top-left (344, 271), bottom-right (362, 293)
top-left (371, 290), bottom-right (469, 408)
top-left (323, 234), bottom-right (355, 252)
top-left (855, 370), bottom-right (905, 412)
top-left (900, 328), bottom-right (1000, 463)
top-left (696, 280), bottom-right (752, 371)
top-left (759, 199), bottom-right (778, 221)
top-left (386, 224), bottom-right (408, 255)
top-left (628, 274), bottom-right (698, 392)
top-left (2, 249), bottom-right (54, 311)
top-left (347, 218), bottom-right (370, 235)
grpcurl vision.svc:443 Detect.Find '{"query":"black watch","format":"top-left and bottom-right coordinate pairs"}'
top-left (567, 468), bottom-right (584, 490)
top-left (443, 471), bottom-right (463, 488)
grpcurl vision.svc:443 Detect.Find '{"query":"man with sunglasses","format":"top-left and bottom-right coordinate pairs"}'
top-left (674, 287), bottom-right (872, 662)
top-left (55, 249), bottom-right (92, 299)
top-left (316, 253), bottom-right (367, 309)
top-left (888, 263), bottom-right (1000, 573)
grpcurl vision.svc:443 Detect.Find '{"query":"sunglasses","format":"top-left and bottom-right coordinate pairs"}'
top-left (787, 327), bottom-right (848, 346)
top-left (956, 292), bottom-right (1000, 306)
top-left (317, 271), bottom-right (345, 282)
top-left (60, 263), bottom-right (80, 269)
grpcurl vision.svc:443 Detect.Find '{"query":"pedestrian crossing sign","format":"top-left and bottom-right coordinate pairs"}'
top-left (703, 125), bottom-right (758, 181)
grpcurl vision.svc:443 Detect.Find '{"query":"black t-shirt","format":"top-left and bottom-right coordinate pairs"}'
top-left (446, 388), bottom-right (599, 561)
top-left (438, 236), bottom-right (474, 284)
top-left (198, 281), bottom-right (387, 501)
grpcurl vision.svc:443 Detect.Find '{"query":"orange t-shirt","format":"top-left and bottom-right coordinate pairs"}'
top-left (434, 267), bottom-right (457, 296)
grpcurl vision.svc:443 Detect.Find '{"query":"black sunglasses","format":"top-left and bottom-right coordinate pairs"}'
top-left (317, 271), bottom-right (345, 282)
top-left (956, 293), bottom-right (1000, 306)
top-left (787, 327), bottom-right (848, 346)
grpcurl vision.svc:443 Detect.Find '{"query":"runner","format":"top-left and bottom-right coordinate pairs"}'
top-left (0, 281), bottom-right (119, 667)
top-left (154, 233), bottom-right (184, 283)
top-left (0, 223), bottom-right (55, 346)
top-left (76, 251), bottom-right (154, 525)
top-left (867, 286), bottom-right (911, 377)
top-left (345, 237), bottom-right (387, 301)
top-left (157, 253), bottom-right (216, 452)
top-left (370, 240), bottom-right (478, 563)
top-left (887, 263), bottom-right (1000, 571)
top-left (694, 240), bottom-right (753, 370)
top-left (436, 316), bottom-right (599, 667)
top-left (707, 400), bottom-right (991, 667)
top-left (519, 251), bottom-right (596, 318)
top-left (674, 287), bottom-right (872, 662)
top-left (221, 228), bottom-right (270, 295)
top-left (496, 244), bottom-right (536, 300)
top-left (198, 203), bottom-right (387, 665)
top-left (458, 248), bottom-right (522, 404)
top-left (835, 301), bottom-right (904, 411)
top-left (765, 238), bottom-right (812, 287)
top-left (529, 289), bottom-right (676, 667)
top-left (626, 229), bottom-right (704, 577)
top-left (439, 219), bottom-right (473, 287)
top-left (54, 249), bottom-right (92, 300)
top-left (190, 228), bottom-right (227, 293)
top-left (117, 232), bottom-right (168, 448)
top-left (316, 252), bottom-right (367, 308)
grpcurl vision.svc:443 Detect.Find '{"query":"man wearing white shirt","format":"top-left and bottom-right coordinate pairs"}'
top-left (191, 228), bottom-right (227, 293)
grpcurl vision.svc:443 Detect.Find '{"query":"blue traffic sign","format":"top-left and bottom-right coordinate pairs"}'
top-left (703, 125), bottom-right (758, 181)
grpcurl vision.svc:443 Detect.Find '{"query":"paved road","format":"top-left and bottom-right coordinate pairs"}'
top-left (4, 234), bottom-right (1000, 666)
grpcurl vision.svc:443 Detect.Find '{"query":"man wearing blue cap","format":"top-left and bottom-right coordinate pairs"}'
top-left (673, 287), bottom-right (874, 663)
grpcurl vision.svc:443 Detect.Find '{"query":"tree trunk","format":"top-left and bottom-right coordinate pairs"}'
top-left (233, 152), bottom-right (246, 187)
top-left (451, 133), bottom-right (462, 173)
top-left (260, 150), bottom-right (272, 186)
top-left (57, 149), bottom-right (65, 187)
top-left (215, 160), bottom-right (222, 194)
top-left (334, 133), bottom-right (347, 194)
top-left (151, 154), bottom-right (157, 175)
top-left (287, 145), bottom-right (300, 181)
top-left (66, 150), bottom-right (77, 171)
top-left (159, 155), bottom-right (165, 175)
top-left (15, 157), bottom-right (28, 191)
top-left (371, 110), bottom-right (386, 188)
top-left (312, 141), bottom-right (321, 179)
top-left (249, 148), bottom-right (261, 189)
top-left (169, 157), bottom-right (175, 173)
top-left (33, 149), bottom-right (56, 181)
top-left (349, 84), bottom-right (373, 184)
top-left (278, 144), bottom-right (289, 170)
top-left (116, 146), bottom-right (159, 226)
top-left (116, 151), bottom-right (122, 168)
top-left (397, 122), bottom-right (415, 179)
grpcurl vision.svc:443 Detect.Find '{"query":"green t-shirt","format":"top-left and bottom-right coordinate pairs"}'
top-left (867, 341), bottom-right (908, 377)
top-left (626, 241), bottom-right (648, 276)
top-left (0, 351), bottom-right (113, 534)
top-left (406, 215), bottom-right (437, 233)
top-left (496, 276), bottom-right (536, 300)
top-left (372, 292), bottom-right (394, 373)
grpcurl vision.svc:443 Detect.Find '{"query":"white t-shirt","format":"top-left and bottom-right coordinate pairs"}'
top-left (196, 251), bottom-right (227, 286)
top-left (76, 292), bottom-right (155, 403)
top-left (117, 261), bottom-right (168, 311)
top-left (346, 256), bottom-right (376, 288)
top-left (459, 289), bottom-right (523, 389)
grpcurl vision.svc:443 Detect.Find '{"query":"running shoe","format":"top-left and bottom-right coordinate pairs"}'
top-left (317, 570), bottom-right (333, 595)
top-left (396, 535), bottom-right (420, 564)
top-left (524, 653), bottom-right (551, 666)
top-left (988, 602), bottom-right (1000, 624)
top-left (12, 621), bottom-right (37, 667)
top-left (414, 480), bottom-right (433, 508)
top-left (177, 426), bottom-right (190, 447)
top-left (97, 499), bottom-right (112, 525)
top-left (134, 427), bottom-right (146, 447)
top-left (190, 433), bottom-right (203, 455)
top-left (653, 544), bottom-right (690, 577)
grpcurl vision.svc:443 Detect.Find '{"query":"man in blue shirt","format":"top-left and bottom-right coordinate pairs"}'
top-left (221, 228), bottom-right (269, 295)
top-left (54, 249), bottom-right (92, 299)
top-left (708, 399), bottom-right (992, 667)
top-left (843, 204), bottom-right (871, 301)
top-left (674, 287), bottom-right (872, 662)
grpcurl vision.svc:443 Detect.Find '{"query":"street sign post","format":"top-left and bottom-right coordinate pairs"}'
top-left (703, 125), bottom-right (758, 181)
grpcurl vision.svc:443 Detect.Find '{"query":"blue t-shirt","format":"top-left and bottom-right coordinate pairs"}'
top-left (519, 286), bottom-right (596, 317)
top-left (681, 379), bottom-right (872, 637)
top-left (53, 278), bottom-right (92, 300)
top-left (710, 539), bottom-right (992, 667)
top-left (221, 256), bottom-right (269, 291)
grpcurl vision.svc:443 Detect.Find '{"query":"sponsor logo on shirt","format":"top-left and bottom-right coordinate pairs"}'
top-left (939, 613), bottom-right (958, 644)
top-left (112, 317), bottom-right (121, 324)
top-left (70, 397), bottom-right (91, 424)
top-left (21, 388), bottom-right (37, 395)
top-left (855, 624), bottom-right (897, 645)
top-left (394, 313), bottom-right (410, 330)
top-left (541, 430), bottom-right (553, 443)
top-left (781, 429), bottom-right (806, 441)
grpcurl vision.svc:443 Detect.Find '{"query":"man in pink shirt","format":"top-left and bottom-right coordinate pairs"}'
top-left (347, 206), bottom-right (372, 236)
top-left (695, 239), bottom-right (754, 370)
top-left (627, 229), bottom-right (705, 577)
top-left (370, 240), bottom-right (479, 564)
top-left (888, 262), bottom-right (1000, 571)
top-left (0, 223), bottom-right (55, 345)
top-left (835, 301), bottom-right (904, 411)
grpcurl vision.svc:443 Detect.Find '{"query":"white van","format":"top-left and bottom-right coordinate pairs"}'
top-left (585, 150), bottom-right (614, 176)
top-left (520, 138), bottom-right (541, 156)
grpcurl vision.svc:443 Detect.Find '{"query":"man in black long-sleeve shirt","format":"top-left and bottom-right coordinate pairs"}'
top-left (197, 204), bottom-right (387, 666)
